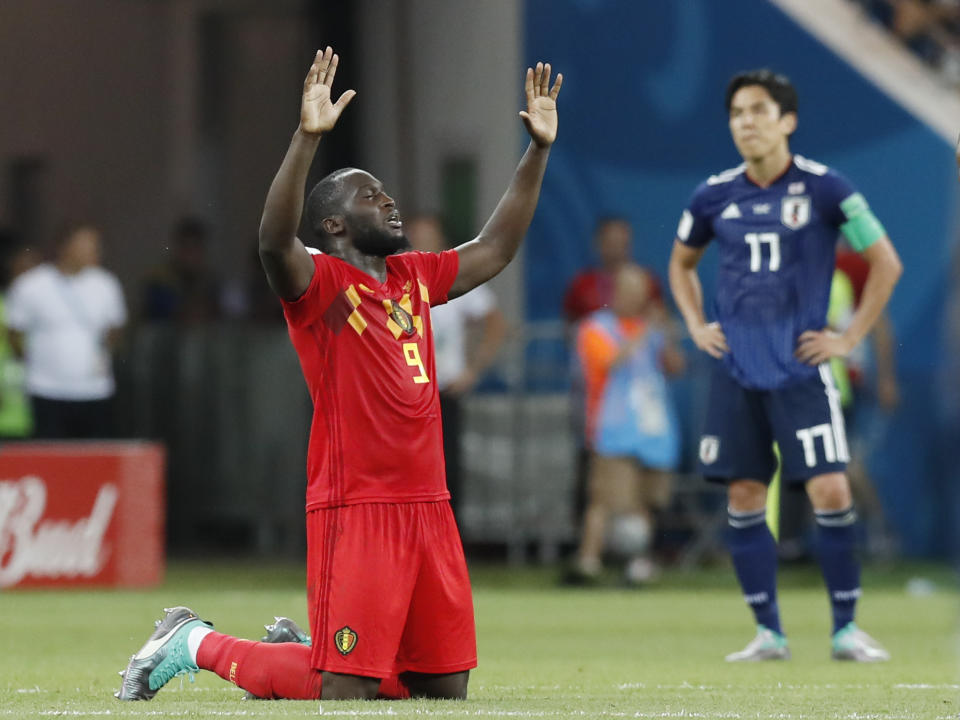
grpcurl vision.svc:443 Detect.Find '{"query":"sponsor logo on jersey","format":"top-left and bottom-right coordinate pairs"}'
top-left (781, 196), bottom-right (811, 230)
top-left (335, 626), bottom-right (358, 655)
top-left (720, 203), bottom-right (741, 219)
top-left (389, 301), bottom-right (416, 336)
top-left (699, 435), bottom-right (719, 465)
top-left (752, 203), bottom-right (771, 215)
top-left (788, 182), bottom-right (805, 195)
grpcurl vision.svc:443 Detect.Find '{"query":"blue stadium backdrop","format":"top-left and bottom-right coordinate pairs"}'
top-left (523, 0), bottom-right (958, 557)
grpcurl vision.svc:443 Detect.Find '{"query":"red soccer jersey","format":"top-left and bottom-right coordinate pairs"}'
top-left (281, 249), bottom-right (459, 510)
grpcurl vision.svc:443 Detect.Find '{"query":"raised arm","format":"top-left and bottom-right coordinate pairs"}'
top-left (448, 63), bottom-right (562, 298)
top-left (259, 47), bottom-right (356, 300)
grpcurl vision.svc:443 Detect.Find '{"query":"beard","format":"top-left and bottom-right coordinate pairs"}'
top-left (349, 220), bottom-right (411, 257)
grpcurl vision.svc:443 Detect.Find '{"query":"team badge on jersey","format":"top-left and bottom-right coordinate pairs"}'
top-left (781, 196), bottom-right (811, 230)
top-left (699, 435), bottom-right (720, 465)
top-left (334, 626), bottom-right (358, 655)
top-left (388, 300), bottom-right (416, 336)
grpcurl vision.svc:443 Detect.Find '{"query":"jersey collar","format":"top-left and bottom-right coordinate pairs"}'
top-left (744, 154), bottom-right (794, 189)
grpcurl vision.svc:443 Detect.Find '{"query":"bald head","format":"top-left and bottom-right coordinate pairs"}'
top-left (305, 168), bottom-right (361, 250)
top-left (304, 168), bottom-right (408, 257)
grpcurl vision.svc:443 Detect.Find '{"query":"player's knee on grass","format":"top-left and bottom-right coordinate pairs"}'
top-left (728, 479), bottom-right (767, 512)
top-left (321, 671), bottom-right (380, 700)
top-left (805, 472), bottom-right (852, 512)
top-left (401, 670), bottom-right (469, 700)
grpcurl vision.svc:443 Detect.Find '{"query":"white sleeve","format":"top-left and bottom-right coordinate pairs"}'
top-left (4, 276), bottom-right (33, 331)
top-left (105, 274), bottom-right (127, 328)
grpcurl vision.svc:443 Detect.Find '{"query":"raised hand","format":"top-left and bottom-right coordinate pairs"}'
top-left (300, 47), bottom-right (356, 136)
top-left (519, 62), bottom-right (562, 148)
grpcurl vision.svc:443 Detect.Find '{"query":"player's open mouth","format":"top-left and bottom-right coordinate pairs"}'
top-left (387, 214), bottom-right (402, 228)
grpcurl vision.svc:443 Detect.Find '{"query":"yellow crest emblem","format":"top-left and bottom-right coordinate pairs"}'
top-left (334, 626), bottom-right (358, 655)
top-left (389, 301), bottom-right (415, 336)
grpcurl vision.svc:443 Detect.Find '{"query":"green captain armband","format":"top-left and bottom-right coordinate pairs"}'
top-left (838, 192), bottom-right (886, 251)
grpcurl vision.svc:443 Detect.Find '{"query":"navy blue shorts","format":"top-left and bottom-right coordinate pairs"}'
top-left (697, 361), bottom-right (849, 485)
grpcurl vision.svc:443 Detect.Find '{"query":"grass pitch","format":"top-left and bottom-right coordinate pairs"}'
top-left (1, 560), bottom-right (956, 719)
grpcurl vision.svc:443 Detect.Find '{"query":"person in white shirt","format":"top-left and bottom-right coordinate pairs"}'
top-left (407, 214), bottom-right (507, 520)
top-left (5, 223), bottom-right (127, 438)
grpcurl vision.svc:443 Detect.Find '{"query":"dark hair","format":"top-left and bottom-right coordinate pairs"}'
top-left (305, 168), bottom-right (356, 252)
top-left (725, 69), bottom-right (798, 117)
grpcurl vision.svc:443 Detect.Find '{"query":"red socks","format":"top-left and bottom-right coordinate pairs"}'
top-left (196, 632), bottom-right (410, 700)
top-left (197, 632), bottom-right (322, 700)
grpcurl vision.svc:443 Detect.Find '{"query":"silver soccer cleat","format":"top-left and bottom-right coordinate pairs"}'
top-left (725, 625), bottom-right (791, 662)
top-left (831, 623), bottom-right (890, 662)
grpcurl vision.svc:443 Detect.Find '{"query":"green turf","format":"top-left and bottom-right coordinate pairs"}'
top-left (1, 560), bottom-right (957, 718)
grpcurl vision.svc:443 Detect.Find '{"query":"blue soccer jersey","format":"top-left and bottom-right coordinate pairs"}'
top-left (677, 155), bottom-right (867, 390)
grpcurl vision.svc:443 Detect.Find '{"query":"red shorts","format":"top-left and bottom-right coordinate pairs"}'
top-left (306, 501), bottom-right (477, 678)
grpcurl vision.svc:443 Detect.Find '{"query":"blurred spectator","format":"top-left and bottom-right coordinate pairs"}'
top-left (569, 264), bottom-right (685, 585)
top-left (221, 245), bottom-right (285, 324)
top-left (5, 223), bottom-right (126, 438)
top-left (142, 217), bottom-right (221, 324)
top-left (855, 0), bottom-right (960, 86)
top-left (563, 217), bottom-right (666, 531)
top-left (0, 229), bottom-right (38, 438)
top-left (406, 214), bottom-right (508, 522)
top-left (563, 218), bottom-right (664, 323)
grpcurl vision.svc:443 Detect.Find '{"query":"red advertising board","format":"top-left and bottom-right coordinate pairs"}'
top-left (0, 442), bottom-right (165, 588)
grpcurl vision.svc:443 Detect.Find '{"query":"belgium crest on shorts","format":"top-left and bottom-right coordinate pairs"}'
top-left (334, 626), bottom-right (358, 655)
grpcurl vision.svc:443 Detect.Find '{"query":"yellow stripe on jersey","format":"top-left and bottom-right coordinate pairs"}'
top-left (345, 284), bottom-right (362, 308)
top-left (418, 280), bottom-right (430, 304)
top-left (347, 309), bottom-right (367, 335)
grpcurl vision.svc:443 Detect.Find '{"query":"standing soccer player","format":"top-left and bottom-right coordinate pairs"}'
top-left (668, 70), bottom-right (902, 662)
top-left (116, 47), bottom-right (561, 701)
